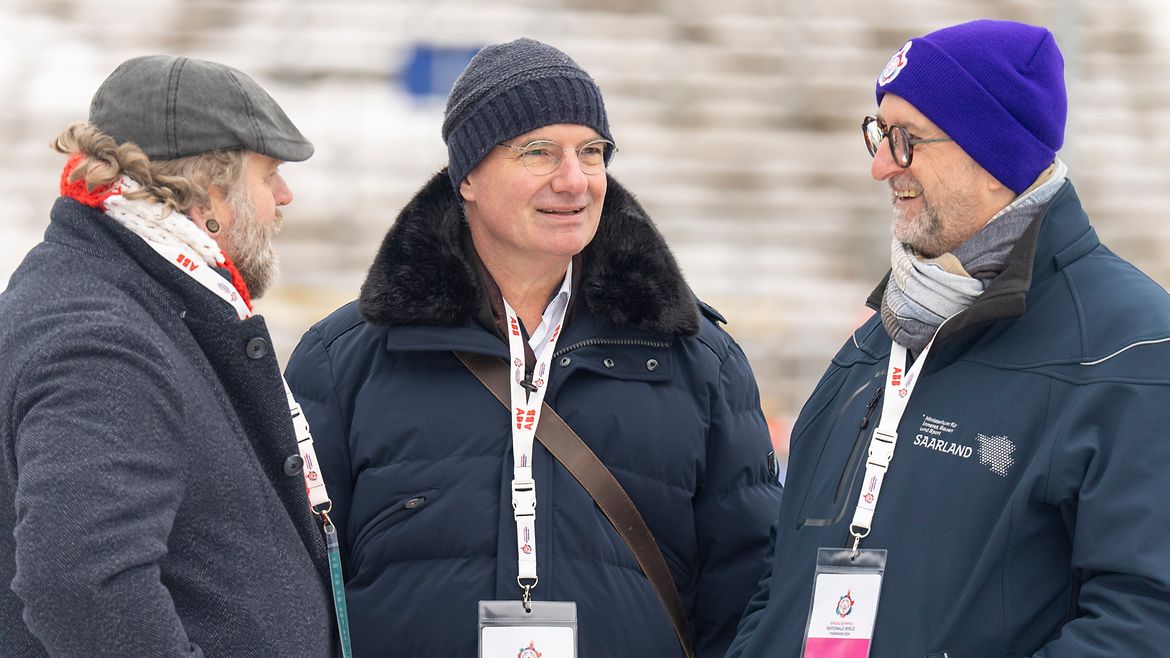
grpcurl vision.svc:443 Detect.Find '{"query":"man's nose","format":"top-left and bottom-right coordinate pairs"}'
top-left (870, 139), bottom-right (902, 181)
top-left (549, 150), bottom-right (589, 194)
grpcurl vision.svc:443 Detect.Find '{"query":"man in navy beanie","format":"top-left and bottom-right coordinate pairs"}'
top-left (728, 19), bottom-right (1170, 657)
top-left (286, 37), bottom-right (781, 657)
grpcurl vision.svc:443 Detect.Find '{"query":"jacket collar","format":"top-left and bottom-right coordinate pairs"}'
top-left (48, 197), bottom-right (241, 323)
top-left (866, 180), bottom-right (1097, 346)
top-left (358, 170), bottom-right (700, 337)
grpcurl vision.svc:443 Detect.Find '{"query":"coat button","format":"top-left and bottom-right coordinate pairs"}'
top-left (560, 357), bottom-right (571, 367)
top-left (603, 358), bottom-right (615, 368)
top-left (246, 337), bottom-right (269, 359)
top-left (646, 358), bottom-right (659, 371)
top-left (404, 496), bottom-right (427, 509)
top-left (283, 454), bottom-right (304, 476)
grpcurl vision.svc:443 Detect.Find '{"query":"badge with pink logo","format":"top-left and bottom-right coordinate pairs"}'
top-left (802, 548), bottom-right (886, 658)
top-left (480, 600), bottom-right (577, 657)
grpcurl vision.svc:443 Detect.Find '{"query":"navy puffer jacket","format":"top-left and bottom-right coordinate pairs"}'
top-left (287, 172), bottom-right (782, 657)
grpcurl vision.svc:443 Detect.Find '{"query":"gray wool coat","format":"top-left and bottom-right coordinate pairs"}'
top-left (0, 198), bottom-right (336, 656)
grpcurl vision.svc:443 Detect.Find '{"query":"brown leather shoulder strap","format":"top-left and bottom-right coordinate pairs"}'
top-left (455, 351), bottom-right (695, 658)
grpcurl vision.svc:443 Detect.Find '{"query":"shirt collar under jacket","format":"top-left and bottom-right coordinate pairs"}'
top-left (528, 260), bottom-right (574, 350)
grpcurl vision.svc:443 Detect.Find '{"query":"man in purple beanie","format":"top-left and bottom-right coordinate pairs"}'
top-left (728, 19), bottom-right (1170, 657)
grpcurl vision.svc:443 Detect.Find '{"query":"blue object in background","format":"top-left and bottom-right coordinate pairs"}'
top-left (402, 44), bottom-right (482, 99)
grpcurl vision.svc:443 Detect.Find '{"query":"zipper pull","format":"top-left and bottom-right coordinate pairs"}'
top-left (859, 383), bottom-right (884, 429)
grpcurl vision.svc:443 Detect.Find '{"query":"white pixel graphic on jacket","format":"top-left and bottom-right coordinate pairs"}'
top-left (976, 433), bottom-right (1016, 477)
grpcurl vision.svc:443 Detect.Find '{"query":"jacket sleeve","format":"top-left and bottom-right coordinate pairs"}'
top-left (723, 523), bottom-right (776, 658)
top-left (691, 334), bottom-right (783, 658)
top-left (1032, 383), bottom-right (1170, 657)
top-left (285, 325), bottom-right (355, 573)
top-left (9, 324), bottom-right (201, 657)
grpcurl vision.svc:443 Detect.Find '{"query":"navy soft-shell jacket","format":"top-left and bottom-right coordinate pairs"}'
top-left (286, 173), bottom-right (782, 657)
top-left (728, 182), bottom-right (1170, 657)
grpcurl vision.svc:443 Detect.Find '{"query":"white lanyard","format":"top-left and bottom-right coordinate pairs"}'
top-left (150, 241), bottom-right (252, 320)
top-left (146, 236), bottom-right (352, 655)
top-left (848, 332), bottom-right (940, 555)
top-left (147, 239), bottom-right (333, 513)
top-left (501, 280), bottom-right (570, 603)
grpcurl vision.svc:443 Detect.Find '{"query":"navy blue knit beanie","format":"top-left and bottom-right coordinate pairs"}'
top-left (442, 38), bottom-right (612, 190)
top-left (876, 19), bottom-right (1067, 194)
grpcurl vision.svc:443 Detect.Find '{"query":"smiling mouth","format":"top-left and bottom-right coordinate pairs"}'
top-left (538, 207), bottom-right (585, 215)
top-left (891, 188), bottom-right (923, 204)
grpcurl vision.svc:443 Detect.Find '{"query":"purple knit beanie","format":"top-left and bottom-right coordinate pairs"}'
top-left (875, 19), bottom-right (1066, 194)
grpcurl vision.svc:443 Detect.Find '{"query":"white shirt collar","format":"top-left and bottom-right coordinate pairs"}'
top-left (528, 259), bottom-right (573, 350)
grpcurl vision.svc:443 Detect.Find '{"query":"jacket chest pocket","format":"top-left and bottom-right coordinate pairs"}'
top-left (792, 369), bottom-right (885, 529)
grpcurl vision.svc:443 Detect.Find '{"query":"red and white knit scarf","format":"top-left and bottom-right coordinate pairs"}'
top-left (59, 153), bottom-right (253, 311)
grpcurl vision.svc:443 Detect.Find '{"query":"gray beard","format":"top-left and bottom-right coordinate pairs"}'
top-left (880, 161), bottom-right (1068, 351)
top-left (891, 191), bottom-right (984, 259)
top-left (221, 190), bottom-right (280, 300)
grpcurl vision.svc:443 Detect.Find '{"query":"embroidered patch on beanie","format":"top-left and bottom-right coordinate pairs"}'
top-left (878, 41), bottom-right (912, 86)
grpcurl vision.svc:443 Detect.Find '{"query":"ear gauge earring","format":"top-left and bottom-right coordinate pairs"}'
top-left (205, 218), bottom-right (221, 234)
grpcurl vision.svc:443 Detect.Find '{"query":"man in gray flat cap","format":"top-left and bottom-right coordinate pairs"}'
top-left (0, 55), bottom-right (340, 656)
top-left (286, 37), bottom-right (781, 658)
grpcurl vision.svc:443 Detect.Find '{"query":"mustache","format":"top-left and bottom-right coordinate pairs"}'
top-left (889, 174), bottom-right (923, 193)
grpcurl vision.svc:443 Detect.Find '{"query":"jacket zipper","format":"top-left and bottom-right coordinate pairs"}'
top-left (552, 337), bottom-right (671, 359)
top-left (833, 383), bottom-right (884, 506)
top-left (801, 378), bottom-right (884, 527)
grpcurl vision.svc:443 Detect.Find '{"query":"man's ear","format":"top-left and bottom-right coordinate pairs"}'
top-left (188, 204), bottom-right (222, 239)
top-left (987, 173), bottom-right (1009, 193)
top-left (190, 185), bottom-right (228, 238)
top-left (984, 170), bottom-right (1018, 211)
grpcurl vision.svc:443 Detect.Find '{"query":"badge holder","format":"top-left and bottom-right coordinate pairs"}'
top-left (801, 547), bottom-right (887, 658)
top-left (479, 599), bottom-right (577, 658)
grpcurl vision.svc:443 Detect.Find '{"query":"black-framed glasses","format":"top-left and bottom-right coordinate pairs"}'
top-left (496, 138), bottom-right (617, 176)
top-left (862, 116), bottom-right (952, 168)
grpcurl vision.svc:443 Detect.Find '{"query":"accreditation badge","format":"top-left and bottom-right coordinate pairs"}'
top-left (479, 600), bottom-right (577, 657)
top-left (801, 548), bottom-right (887, 658)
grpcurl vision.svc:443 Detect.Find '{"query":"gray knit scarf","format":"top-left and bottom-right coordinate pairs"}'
top-left (881, 159), bottom-right (1068, 352)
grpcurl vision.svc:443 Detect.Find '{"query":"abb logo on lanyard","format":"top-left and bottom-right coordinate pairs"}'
top-left (175, 253), bottom-right (200, 272)
top-left (516, 407), bottom-right (537, 430)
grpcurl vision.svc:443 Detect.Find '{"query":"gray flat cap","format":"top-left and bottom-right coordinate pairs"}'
top-left (89, 55), bottom-right (313, 162)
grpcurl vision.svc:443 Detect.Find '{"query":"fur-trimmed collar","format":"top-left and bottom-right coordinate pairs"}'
top-left (358, 171), bottom-right (699, 336)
